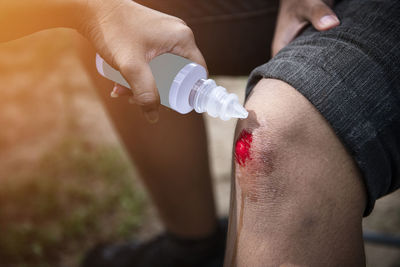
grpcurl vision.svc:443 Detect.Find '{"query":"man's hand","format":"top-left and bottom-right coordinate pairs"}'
top-left (80, 0), bottom-right (206, 123)
top-left (272, 0), bottom-right (340, 56)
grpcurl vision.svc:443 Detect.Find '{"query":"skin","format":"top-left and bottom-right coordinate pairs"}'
top-left (79, 0), bottom-right (207, 122)
top-left (2, 1), bottom-right (362, 265)
top-left (225, 79), bottom-right (367, 266)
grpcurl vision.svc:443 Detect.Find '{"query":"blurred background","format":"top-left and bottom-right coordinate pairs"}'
top-left (0, 29), bottom-right (399, 267)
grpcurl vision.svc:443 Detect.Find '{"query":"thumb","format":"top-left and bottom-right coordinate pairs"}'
top-left (120, 61), bottom-right (160, 123)
top-left (304, 1), bottom-right (340, 31)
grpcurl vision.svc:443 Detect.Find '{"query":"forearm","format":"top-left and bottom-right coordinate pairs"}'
top-left (0, 0), bottom-right (88, 42)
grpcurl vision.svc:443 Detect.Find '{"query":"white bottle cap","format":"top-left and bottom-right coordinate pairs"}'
top-left (169, 63), bottom-right (207, 114)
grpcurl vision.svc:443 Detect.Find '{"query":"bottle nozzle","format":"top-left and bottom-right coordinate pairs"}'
top-left (190, 79), bottom-right (248, 121)
top-left (218, 98), bottom-right (248, 121)
top-left (229, 102), bottom-right (249, 119)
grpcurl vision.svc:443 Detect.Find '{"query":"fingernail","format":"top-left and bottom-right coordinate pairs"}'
top-left (110, 85), bottom-right (119, 98)
top-left (319, 15), bottom-right (339, 28)
top-left (144, 110), bottom-right (159, 124)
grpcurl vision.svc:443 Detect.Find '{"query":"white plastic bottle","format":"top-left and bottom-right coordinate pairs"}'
top-left (96, 53), bottom-right (248, 121)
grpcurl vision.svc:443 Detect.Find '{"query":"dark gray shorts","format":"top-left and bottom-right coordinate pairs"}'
top-left (138, 0), bottom-right (400, 215)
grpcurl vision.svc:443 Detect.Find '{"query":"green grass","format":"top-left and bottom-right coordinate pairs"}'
top-left (0, 136), bottom-right (145, 266)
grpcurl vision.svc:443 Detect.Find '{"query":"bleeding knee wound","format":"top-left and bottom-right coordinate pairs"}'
top-left (234, 128), bottom-right (276, 172)
top-left (235, 129), bottom-right (253, 166)
top-left (234, 128), bottom-right (284, 203)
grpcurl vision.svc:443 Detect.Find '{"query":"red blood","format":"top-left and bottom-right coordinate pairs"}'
top-left (235, 130), bottom-right (253, 166)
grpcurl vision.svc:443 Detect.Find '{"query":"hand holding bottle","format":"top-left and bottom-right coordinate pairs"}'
top-left (0, 0), bottom-right (206, 123)
top-left (80, 0), bottom-right (207, 123)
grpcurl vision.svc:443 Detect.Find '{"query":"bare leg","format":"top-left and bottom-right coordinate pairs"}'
top-left (225, 79), bottom-right (367, 266)
top-left (75, 35), bottom-right (217, 238)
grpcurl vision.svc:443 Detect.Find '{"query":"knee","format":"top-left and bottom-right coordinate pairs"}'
top-left (233, 78), bottom-right (363, 213)
top-left (233, 123), bottom-right (286, 206)
top-left (230, 79), bottom-right (366, 264)
top-left (234, 79), bottom-right (313, 204)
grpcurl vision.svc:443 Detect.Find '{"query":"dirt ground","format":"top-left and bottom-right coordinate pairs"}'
top-left (0, 29), bottom-right (399, 266)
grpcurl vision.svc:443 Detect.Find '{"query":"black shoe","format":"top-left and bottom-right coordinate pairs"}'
top-left (81, 218), bottom-right (227, 267)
